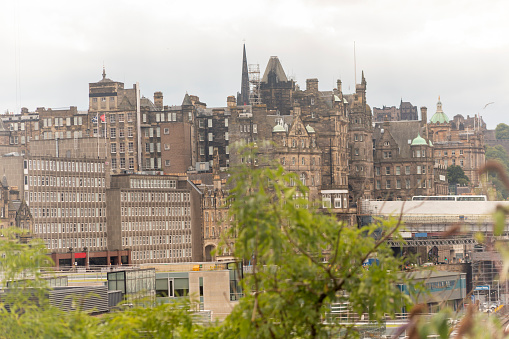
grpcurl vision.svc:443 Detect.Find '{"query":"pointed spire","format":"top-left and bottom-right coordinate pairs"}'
top-left (102, 66), bottom-right (106, 80)
top-left (238, 44), bottom-right (250, 106)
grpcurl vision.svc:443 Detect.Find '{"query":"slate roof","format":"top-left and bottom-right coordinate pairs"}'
top-left (261, 56), bottom-right (288, 83)
top-left (373, 121), bottom-right (426, 158)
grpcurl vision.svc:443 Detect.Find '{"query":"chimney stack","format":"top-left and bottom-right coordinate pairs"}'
top-left (154, 92), bottom-right (163, 110)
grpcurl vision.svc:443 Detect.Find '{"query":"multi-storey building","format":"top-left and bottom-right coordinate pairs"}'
top-left (0, 106), bottom-right (90, 155)
top-left (201, 164), bottom-right (231, 262)
top-left (345, 73), bottom-right (374, 201)
top-left (87, 69), bottom-right (141, 174)
top-left (372, 119), bottom-right (448, 200)
top-left (0, 152), bottom-right (118, 268)
top-left (373, 100), bottom-right (418, 122)
top-left (106, 173), bottom-right (203, 264)
top-left (428, 98), bottom-right (486, 187)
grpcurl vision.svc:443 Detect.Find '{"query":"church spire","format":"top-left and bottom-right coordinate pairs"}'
top-left (238, 44), bottom-right (250, 106)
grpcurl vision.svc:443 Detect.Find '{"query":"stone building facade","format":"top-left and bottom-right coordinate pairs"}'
top-left (428, 98), bottom-right (486, 187)
top-left (373, 120), bottom-right (448, 200)
top-left (345, 73), bottom-right (374, 201)
top-left (373, 100), bottom-right (418, 122)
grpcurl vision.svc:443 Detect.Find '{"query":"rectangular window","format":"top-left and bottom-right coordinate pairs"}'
top-left (396, 166), bottom-right (401, 175)
top-left (376, 180), bottom-right (381, 190)
top-left (396, 179), bottom-right (401, 189)
top-left (405, 166), bottom-right (410, 175)
top-left (164, 128), bottom-right (169, 135)
top-left (406, 179), bottom-right (410, 189)
top-left (119, 128), bottom-right (125, 138)
top-left (111, 143), bottom-right (117, 153)
top-left (225, 132), bottom-right (229, 140)
top-left (208, 133), bottom-right (213, 141)
top-left (128, 127), bottom-right (133, 137)
top-left (225, 118), bottom-right (229, 127)
top-left (208, 119), bottom-right (212, 127)
top-left (386, 180), bottom-right (391, 189)
top-left (110, 115), bottom-right (116, 124)
top-left (128, 142), bottom-right (134, 153)
top-left (385, 167), bottom-right (390, 175)
top-left (110, 128), bottom-right (116, 138)
top-left (375, 167), bottom-right (380, 176)
top-left (417, 166), bottom-right (421, 174)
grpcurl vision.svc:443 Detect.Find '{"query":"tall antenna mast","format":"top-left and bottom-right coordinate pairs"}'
top-left (354, 41), bottom-right (357, 85)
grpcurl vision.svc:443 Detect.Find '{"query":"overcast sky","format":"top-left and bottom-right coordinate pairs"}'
top-left (1, 0), bottom-right (507, 129)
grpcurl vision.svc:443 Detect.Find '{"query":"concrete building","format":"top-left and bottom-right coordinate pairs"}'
top-left (106, 173), bottom-right (203, 264)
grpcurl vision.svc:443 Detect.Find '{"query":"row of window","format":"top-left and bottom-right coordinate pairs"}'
top-left (122, 234), bottom-right (191, 247)
top-left (132, 248), bottom-right (191, 261)
top-left (199, 145), bottom-right (228, 156)
top-left (281, 156), bottom-right (320, 166)
top-left (437, 150), bottom-right (464, 156)
top-left (44, 237), bottom-right (106, 250)
top-left (375, 178), bottom-right (433, 190)
top-left (198, 132), bottom-right (230, 142)
top-left (322, 193), bottom-right (348, 209)
top-left (27, 159), bottom-right (104, 173)
top-left (283, 138), bottom-right (317, 149)
top-left (240, 124), bottom-right (258, 133)
top-left (121, 190), bottom-right (185, 202)
top-left (121, 220), bottom-right (191, 232)
top-left (121, 206), bottom-right (191, 217)
top-left (111, 157), bottom-right (134, 170)
top-left (103, 113), bottom-right (134, 124)
top-left (34, 222), bottom-right (105, 234)
top-left (32, 207), bottom-right (106, 218)
top-left (204, 225), bottom-right (229, 238)
top-left (438, 159), bottom-right (464, 167)
top-left (28, 176), bottom-right (105, 188)
top-left (29, 191), bottom-right (104, 203)
top-left (375, 165), bottom-right (432, 176)
top-left (198, 118), bottom-right (229, 128)
top-left (129, 179), bottom-right (178, 190)
top-left (111, 142), bottom-right (135, 153)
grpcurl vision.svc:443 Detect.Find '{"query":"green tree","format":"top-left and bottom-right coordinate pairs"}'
top-left (217, 145), bottom-right (411, 338)
top-left (485, 145), bottom-right (509, 199)
top-left (495, 123), bottom-right (509, 139)
top-left (447, 165), bottom-right (470, 186)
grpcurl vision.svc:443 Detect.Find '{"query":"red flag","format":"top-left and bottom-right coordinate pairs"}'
top-left (100, 114), bottom-right (106, 122)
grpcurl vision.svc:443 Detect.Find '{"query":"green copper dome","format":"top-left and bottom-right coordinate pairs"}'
top-left (411, 133), bottom-right (427, 146)
top-left (273, 124), bottom-right (286, 133)
top-left (430, 96), bottom-right (449, 124)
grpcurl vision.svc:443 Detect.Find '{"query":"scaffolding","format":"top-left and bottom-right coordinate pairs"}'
top-left (248, 64), bottom-right (261, 105)
top-left (472, 247), bottom-right (507, 307)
